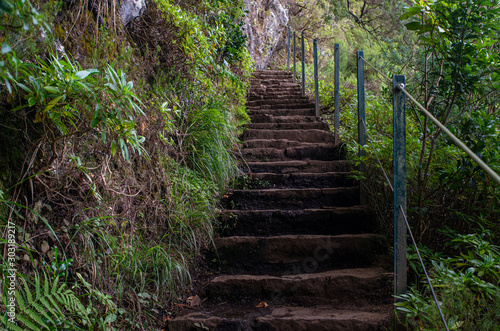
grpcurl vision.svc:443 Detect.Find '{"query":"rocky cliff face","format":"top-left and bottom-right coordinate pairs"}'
top-left (243, 0), bottom-right (289, 70)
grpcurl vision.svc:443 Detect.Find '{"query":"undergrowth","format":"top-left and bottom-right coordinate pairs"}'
top-left (0, 0), bottom-right (252, 329)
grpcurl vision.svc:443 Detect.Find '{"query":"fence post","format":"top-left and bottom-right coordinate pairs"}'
top-left (393, 75), bottom-right (407, 302)
top-left (313, 39), bottom-right (319, 117)
top-left (287, 26), bottom-right (291, 71)
top-left (301, 31), bottom-right (305, 96)
top-left (334, 43), bottom-right (340, 145)
top-left (357, 50), bottom-right (366, 204)
top-left (293, 31), bottom-right (296, 83)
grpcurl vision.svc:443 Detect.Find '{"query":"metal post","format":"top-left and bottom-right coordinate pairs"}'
top-left (301, 31), bottom-right (305, 96)
top-left (313, 39), bottom-right (319, 117)
top-left (287, 26), bottom-right (291, 71)
top-left (393, 75), bottom-right (407, 302)
top-left (334, 43), bottom-right (340, 145)
top-left (293, 31), bottom-right (296, 83)
top-left (357, 50), bottom-right (366, 204)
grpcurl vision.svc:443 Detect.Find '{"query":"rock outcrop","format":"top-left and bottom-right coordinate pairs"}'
top-left (119, 0), bottom-right (146, 26)
top-left (244, 0), bottom-right (289, 70)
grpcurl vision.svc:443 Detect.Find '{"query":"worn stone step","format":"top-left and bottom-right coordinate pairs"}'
top-left (242, 129), bottom-right (334, 143)
top-left (245, 160), bottom-right (349, 174)
top-left (243, 122), bottom-right (329, 130)
top-left (213, 234), bottom-right (388, 274)
top-left (241, 144), bottom-right (345, 161)
top-left (169, 305), bottom-right (392, 331)
top-left (248, 109), bottom-right (315, 116)
top-left (249, 115), bottom-right (319, 123)
top-left (219, 206), bottom-right (375, 236)
top-left (224, 187), bottom-right (359, 210)
top-left (242, 172), bottom-right (356, 189)
top-left (205, 268), bottom-right (392, 307)
top-left (246, 99), bottom-right (311, 107)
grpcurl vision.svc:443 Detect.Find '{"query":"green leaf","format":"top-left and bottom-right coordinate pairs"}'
top-left (91, 109), bottom-right (100, 128)
top-left (0, 0), bottom-right (14, 13)
top-left (405, 21), bottom-right (423, 31)
top-left (44, 95), bottom-right (64, 113)
top-left (111, 140), bottom-right (117, 157)
top-left (104, 313), bottom-right (117, 323)
top-left (399, 6), bottom-right (422, 21)
top-left (16, 83), bottom-right (32, 93)
top-left (43, 86), bottom-right (61, 94)
top-left (75, 69), bottom-right (98, 79)
top-left (1, 42), bottom-right (12, 54)
top-left (28, 97), bottom-right (37, 107)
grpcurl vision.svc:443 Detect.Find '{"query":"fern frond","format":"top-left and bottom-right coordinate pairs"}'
top-left (43, 273), bottom-right (49, 297)
top-left (32, 300), bottom-right (55, 326)
top-left (15, 289), bottom-right (26, 312)
top-left (3, 319), bottom-right (25, 331)
top-left (15, 314), bottom-right (43, 331)
top-left (45, 292), bottom-right (64, 316)
top-left (35, 273), bottom-right (42, 300)
top-left (21, 277), bottom-right (33, 304)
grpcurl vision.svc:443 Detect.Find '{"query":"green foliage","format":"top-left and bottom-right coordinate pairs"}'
top-left (1, 272), bottom-right (101, 331)
top-left (396, 232), bottom-right (500, 329)
top-left (12, 54), bottom-right (145, 161)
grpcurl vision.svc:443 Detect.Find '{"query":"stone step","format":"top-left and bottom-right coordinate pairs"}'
top-left (247, 102), bottom-right (315, 109)
top-left (224, 187), bottom-right (359, 210)
top-left (248, 108), bottom-right (315, 116)
top-left (249, 115), bottom-right (319, 123)
top-left (243, 122), bottom-right (329, 130)
top-left (242, 172), bottom-right (356, 189)
top-left (245, 160), bottom-right (349, 174)
top-left (241, 145), bottom-right (344, 162)
top-left (205, 268), bottom-right (392, 307)
top-left (213, 234), bottom-right (388, 274)
top-left (169, 305), bottom-right (392, 331)
top-left (219, 206), bottom-right (375, 236)
top-left (248, 95), bottom-right (309, 102)
top-left (242, 129), bottom-right (334, 143)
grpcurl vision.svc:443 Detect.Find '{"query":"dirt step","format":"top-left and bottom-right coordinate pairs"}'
top-left (205, 268), bottom-right (392, 307)
top-left (248, 115), bottom-right (319, 123)
top-left (213, 234), bottom-right (388, 274)
top-left (242, 129), bottom-right (334, 143)
top-left (224, 187), bottom-right (359, 210)
top-left (248, 109), bottom-right (315, 116)
top-left (241, 144), bottom-right (345, 161)
top-left (219, 206), bottom-right (375, 236)
top-left (245, 160), bottom-right (349, 174)
top-left (243, 172), bottom-right (356, 189)
top-left (243, 122), bottom-right (329, 130)
top-left (169, 304), bottom-right (392, 331)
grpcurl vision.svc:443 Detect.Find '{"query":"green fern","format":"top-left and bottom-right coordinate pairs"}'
top-left (1, 272), bottom-right (89, 331)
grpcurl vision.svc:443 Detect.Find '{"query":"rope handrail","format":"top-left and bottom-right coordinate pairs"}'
top-left (397, 85), bottom-right (500, 186)
top-left (284, 27), bottom-right (498, 331)
top-left (334, 45), bottom-right (500, 187)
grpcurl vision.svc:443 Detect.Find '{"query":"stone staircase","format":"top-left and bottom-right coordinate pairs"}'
top-left (168, 71), bottom-right (393, 330)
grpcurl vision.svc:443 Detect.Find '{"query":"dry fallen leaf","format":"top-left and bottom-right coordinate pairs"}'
top-left (255, 301), bottom-right (269, 308)
top-left (188, 295), bottom-right (202, 308)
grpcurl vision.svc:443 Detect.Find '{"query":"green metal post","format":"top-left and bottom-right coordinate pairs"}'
top-left (287, 26), bottom-right (291, 71)
top-left (357, 50), bottom-right (366, 204)
top-left (357, 51), bottom-right (366, 166)
top-left (293, 31), bottom-right (296, 83)
top-left (313, 39), bottom-right (319, 117)
top-left (393, 75), bottom-right (407, 302)
top-left (334, 43), bottom-right (340, 145)
top-left (301, 31), bottom-right (305, 96)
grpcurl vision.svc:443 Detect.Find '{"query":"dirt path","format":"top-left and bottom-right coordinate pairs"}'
top-left (169, 71), bottom-right (393, 330)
